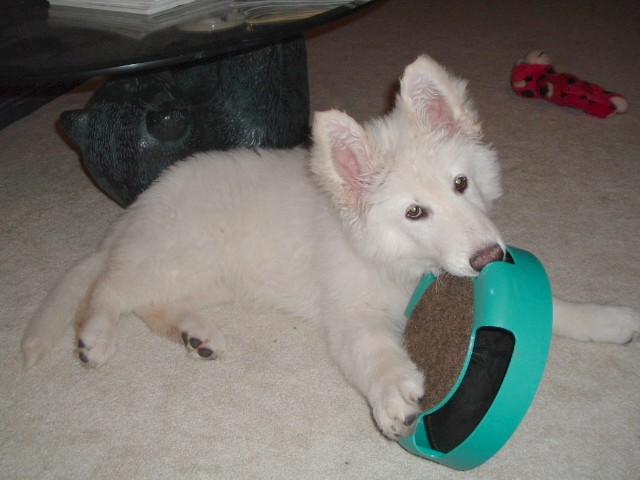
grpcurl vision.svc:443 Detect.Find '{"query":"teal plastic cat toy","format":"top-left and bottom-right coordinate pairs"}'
top-left (398, 246), bottom-right (552, 470)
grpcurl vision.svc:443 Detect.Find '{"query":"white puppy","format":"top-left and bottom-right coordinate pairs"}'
top-left (22, 55), bottom-right (640, 438)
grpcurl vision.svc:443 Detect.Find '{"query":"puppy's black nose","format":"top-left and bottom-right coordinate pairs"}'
top-left (470, 244), bottom-right (505, 272)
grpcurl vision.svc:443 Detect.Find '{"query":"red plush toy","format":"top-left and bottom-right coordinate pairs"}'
top-left (511, 50), bottom-right (628, 118)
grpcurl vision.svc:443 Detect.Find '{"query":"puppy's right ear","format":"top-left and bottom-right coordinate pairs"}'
top-left (311, 110), bottom-right (375, 209)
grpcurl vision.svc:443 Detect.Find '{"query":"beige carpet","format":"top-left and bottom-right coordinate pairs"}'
top-left (2, 1), bottom-right (639, 478)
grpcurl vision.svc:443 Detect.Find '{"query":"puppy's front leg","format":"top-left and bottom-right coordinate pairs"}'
top-left (324, 310), bottom-right (424, 438)
top-left (553, 297), bottom-right (640, 344)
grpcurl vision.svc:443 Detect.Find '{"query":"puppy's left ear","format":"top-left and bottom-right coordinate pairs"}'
top-left (400, 55), bottom-right (482, 138)
top-left (311, 110), bottom-right (376, 210)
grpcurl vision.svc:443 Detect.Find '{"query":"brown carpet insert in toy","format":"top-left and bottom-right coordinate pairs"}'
top-left (404, 274), bottom-right (475, 410)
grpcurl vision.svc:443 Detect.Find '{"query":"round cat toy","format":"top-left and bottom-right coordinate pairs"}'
top-left (398, 246), bottom-right (552, 470)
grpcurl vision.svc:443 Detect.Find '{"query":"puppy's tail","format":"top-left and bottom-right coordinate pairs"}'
top-left (21, 250), bottom-right (107, 368)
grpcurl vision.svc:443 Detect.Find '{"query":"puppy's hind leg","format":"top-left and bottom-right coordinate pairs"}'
top-left (22, 250), bottom-right (107, 368)
top-left (76, 281), bottom-right (123, 367)
top-left (135, 302), bottom-right (226, 360)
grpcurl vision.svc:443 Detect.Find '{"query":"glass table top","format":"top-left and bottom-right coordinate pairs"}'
top-left (0, 0), bottom-right (377, 84)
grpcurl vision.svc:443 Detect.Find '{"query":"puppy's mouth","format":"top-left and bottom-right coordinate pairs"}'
top-left (469, 243), bottom-right (506, 273)
top-left (439, 243), bottom-right (508, 278)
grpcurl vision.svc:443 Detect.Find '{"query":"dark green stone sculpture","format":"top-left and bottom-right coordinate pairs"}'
top-left (60, 36), bottom-right (310, 207)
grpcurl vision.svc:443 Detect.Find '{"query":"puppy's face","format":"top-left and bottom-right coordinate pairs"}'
top-left (311, 55), bottom-right (504, 278)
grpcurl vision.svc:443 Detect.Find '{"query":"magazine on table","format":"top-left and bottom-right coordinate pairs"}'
top-left (47, 0), bottom-right (358, 16)
top-left (47, 0), bottom-right (364, 37)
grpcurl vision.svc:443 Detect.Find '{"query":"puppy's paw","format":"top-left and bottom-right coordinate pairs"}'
top-left (180, 321), bottom-right (226, 360)
top-left (554, 299), bottom-right (640, 345)
top-left (595, 306), bottom-right (640, 344)
top-left (77, 331), bottom-right (117, 367)
top-left (371, 364), bottom-right (425, 439)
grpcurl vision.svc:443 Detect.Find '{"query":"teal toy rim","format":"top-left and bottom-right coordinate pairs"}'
top-left (398, 245), bottom-right (553, 470)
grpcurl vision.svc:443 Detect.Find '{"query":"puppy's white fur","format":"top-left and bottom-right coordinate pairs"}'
top-left (22, 55), bottom-right (640, 438)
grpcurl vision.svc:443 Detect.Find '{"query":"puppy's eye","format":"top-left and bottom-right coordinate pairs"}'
top-left (454, 175), bottom-right (468, 194)
top-left (405, 205), bottom-right (428, 220)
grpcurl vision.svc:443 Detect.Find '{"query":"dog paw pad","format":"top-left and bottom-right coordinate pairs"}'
top-left (197, 347), bottom-right (215, 358)
top-left (76, 334), bottom-right (116, 368)
top-left (181, 331), bottom-right (221, 361)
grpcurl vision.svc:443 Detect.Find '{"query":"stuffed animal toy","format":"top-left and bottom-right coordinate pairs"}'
top-left (511, 50), bottom-right (628, 118)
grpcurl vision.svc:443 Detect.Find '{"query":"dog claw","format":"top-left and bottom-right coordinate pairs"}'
top-left (403, 415), bottom-right (417, 426)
